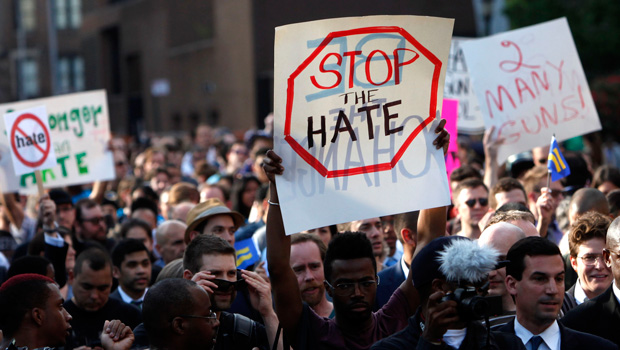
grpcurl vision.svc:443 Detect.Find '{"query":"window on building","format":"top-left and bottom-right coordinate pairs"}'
top-left (57, 55), bottom-right (85, 93)
top-left (18, 0), bottom-right (37, 31)
top-left (55, 0), bottom-right (81, 29)
top-left (18, 58), bottom-right (39, 99)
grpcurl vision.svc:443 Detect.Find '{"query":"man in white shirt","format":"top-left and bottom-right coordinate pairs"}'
top-left (500, 236), bottom-right (616, 350)
top-left (110, 239), bottom-right (152, 309)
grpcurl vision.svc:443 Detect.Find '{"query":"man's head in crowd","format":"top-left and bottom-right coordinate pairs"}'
top-left (112, 239), bottom-right (152, 300)
top-left (608, 189), bottom-right (620, 219)
top-left (171, 202), bottom-right (196, 222)
top-left (453, 178), bottom-right (489, 238)
top-left (345, 217), bottom-right (384, 258)
top-left (487, 210), bottom-right (539, 237)
top-left (323, 232), bottom-right (377, 324)
top-left (290, 233), bottom-right (328, 309)
top-left (568, 188), bottom-right (610, 226)
top-left (49, 189), bottom-right (75, 229)
top-left (505, 237), bottom-right (565, 334)
top-left (592, 165), bottom-right (620, 196)
top-left (119, 218), bottom-right (154, 253)
top-left (522, 165), bottom-right (565, 220)
top-left (568, 212), bottom-right (612, 300)
top-left (148, 167), bottom-right (171, 196)
top-left (490, 177), bottom-right (527, 210)
top-left (0, 274), bottom-right (72, 348)
top-left (144, 278), bottom-right (219, 349)
top-left (184, 198), bottom-right (244, 245)
top-left (131, 197), bottom-right (159, 230)
top-left (156, 220), bottom-right (188, 265)
top-left (72, 248), bottom-right (113, 312)
top-left (604, 217), bottom-right (620, 289)
top-left (478, 222), bottom-right (526, 311)
top-left (8, 255), bottom-right (55, 280)
top-left (531, 145), bottom-right (551, 167)
top-left (302, 225), bottom-right (337, 248)
top-left (380, 215), bottom-right (398, 257)
top-left (168, 182), bottom-right (200, 207)
top-left (183, 234), bottom-right (238, 311)
top-left (393, 210), bottom-right (419, 264)
top-left (199, 183), bottom-right (228, 203)
top-left (75, 199), bottom-right (107, 242)
top-left (449, 164), bottom-right (482, 194)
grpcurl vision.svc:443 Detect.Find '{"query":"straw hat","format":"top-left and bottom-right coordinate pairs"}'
top-left (184, 198), bottom-right (244, 243)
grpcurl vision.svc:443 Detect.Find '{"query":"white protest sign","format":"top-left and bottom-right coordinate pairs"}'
top-left (0, 90), bottom-right (115, 193)
top-left (3, 106), bottom-right (57, 176)
top-left (461, 18), bottom-right (601, 163)
top-left (274, 15), bottom-right (453, 235)
top-left (443, 37), bottom-right (485, 134)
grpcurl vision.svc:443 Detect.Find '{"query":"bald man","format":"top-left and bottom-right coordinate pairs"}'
top-left (154, 221), bottom-right (187, 267)
top-left (568, 188), bottom-right (610, 226)
top-left (486, 210), bottom-right (539, 237)
top-left (479, 222), bottom-right (526, 326)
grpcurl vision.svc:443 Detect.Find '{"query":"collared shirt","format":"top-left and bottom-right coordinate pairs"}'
top-left (443, 328), bottom-right (467, 349)
top-left (574, 279), bottom-right (588, 305)
top-left (401, 255), bottom-right (409, 279)
top-left (117, 286), bottom-right (147, 305)
top-left (613, 282), bottom-right (620, 305)
top-left (514, 318), bottom-right (560, 350)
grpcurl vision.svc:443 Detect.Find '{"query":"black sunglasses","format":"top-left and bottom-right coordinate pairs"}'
top-left (212, 278), bottom-right (246, 292)
top-left (464, 198), bottom-right (488, 208)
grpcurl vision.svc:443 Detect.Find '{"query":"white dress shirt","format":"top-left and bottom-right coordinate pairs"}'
top-left (514, 318), bottom-right (560, 350)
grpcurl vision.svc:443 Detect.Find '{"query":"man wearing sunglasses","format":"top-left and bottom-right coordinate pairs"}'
top-left (182, 234), bottom-right (277, 350)
top-left (562, 217), bottom-right (620, 347)
top-left (453, 178), bottom-right (490, 239)
top-left (73, 199), bottom-right (115, 255)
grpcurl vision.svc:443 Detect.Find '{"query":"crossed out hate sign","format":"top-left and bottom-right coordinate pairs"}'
top-left (4, 105), bottom-right (57, 177)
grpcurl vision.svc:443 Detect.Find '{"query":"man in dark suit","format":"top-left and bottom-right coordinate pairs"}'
top-left (375, 210), bottom-right (418, 309)
top-left (562, 217), bottom-right (620, 347)
top-left (500, 237), bottom-right (617, 350)
top-left (109, 239), bottom-right (152, 310)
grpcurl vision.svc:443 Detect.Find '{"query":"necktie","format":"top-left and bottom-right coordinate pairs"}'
top-left (131, 300), bottom-right (143, 309)
top-left (529, 335), bottom-right (543, 350)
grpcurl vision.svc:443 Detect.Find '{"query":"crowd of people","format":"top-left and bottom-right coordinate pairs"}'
top-left (2, 114), bottom-right (620, 350)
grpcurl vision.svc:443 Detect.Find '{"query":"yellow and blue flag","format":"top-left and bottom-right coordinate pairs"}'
top-left (547, 136), bottom-right (570, 182)
top-left (235, 238), bottom-right (260, 270)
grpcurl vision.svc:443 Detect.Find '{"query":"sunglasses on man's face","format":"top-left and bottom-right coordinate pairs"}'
top-left (212, 278), bottom-right (246, 292)
top-left (464, 198), bottom-right (488, 208)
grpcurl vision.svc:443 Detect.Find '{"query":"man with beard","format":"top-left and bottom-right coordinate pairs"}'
top-left (64, 248), bottom-right (142, 348)
top-left (182, 234), bottom-right (278, 350)
top-left (0, 274), bottom-right (72, 349)
top-left (73, 199), bottom-right (116, 255)
top-left (110, 239), bottom-right (152, 310)
top-left (453, 178), bottom-right (489, 239)
top-left (290, 233), bottom-right (333, 318)
top-left (500, 237), bottom-right (616, 350)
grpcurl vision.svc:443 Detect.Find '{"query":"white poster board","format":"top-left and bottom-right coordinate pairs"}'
top-left (274, 15), bottom-right (453, 234)
top-left (462, 18), bottom-right (601, 163)
top-left (3, 106), bottom-right (57, 175)
top-left (0, 90), bottom-right (115, 193)
top-left (444, 37), bottom-right (485, 134)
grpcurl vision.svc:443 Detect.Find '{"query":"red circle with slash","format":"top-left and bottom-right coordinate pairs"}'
top-left (10, 113), bottom-right (51, 167)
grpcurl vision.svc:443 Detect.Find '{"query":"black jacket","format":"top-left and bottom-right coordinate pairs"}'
top-left (500, 318), bottom-right (617, 350)
top-left (371, 309), bottom-right (525, 350)
top-left (561, 286), bottom-right (620, 347)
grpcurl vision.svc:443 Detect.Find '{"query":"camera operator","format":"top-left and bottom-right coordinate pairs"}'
top-left (372, 236), bottom-right (525, 350)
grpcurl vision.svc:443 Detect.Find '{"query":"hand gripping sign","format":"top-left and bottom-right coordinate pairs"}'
top-left (4, 106), bottom-right (57, 176)
top-left (274, 16), bottom-right (454, 234)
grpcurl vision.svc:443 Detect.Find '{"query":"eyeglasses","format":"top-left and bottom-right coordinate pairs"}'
top-left (578, 254), bottom-right (605, 266)
top-left (324, 276), bottom-right (379, 296)
top-left (178, 310), bottom-right (218, 324)
top-left (82, 216), bottom-right (105, 225)
top-left (464, 198), bottom-right (488, 208)
top-left (212, 278), bottom-right (246, 292)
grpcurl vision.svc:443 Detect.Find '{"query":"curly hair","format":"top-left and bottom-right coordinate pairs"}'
top-left (568, 211), bottom-right (611, 258)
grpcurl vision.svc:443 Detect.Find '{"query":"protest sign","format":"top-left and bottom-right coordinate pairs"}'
top-left (444, 37), bottom-right (485, 134)
top-left (274, 16), bottom-right (454, 234)
top-left (461, 18), bottom-right (601, 163)
top-left (3, 106), bottom-right (57, 176)
top-left (0, 90), bottom-right (115, 193)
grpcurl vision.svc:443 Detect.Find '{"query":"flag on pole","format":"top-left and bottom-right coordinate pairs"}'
top-left (547, 136), bottom-right (570, 182)
top-left (235, 238), bottom-right (260, 270)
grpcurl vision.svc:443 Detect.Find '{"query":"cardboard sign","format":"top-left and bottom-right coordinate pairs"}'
top-left (461, 18), bottom-right (601, 163)
top-left (274, 16), bottom-right (454, 234)
top-left (0, 90), bottom-right (115, 193)
top-left (443, 37), bottom-right (485, 134)
top-left (3, 106), bottom-right (57, 175)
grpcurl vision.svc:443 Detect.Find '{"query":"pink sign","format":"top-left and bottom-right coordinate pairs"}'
top-left (442, 98), bottom-right (461, 196)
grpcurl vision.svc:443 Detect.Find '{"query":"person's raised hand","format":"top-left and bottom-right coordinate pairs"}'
top-left (242, 269), bottom-right (274, 317)
top-left (189, 270), bottom-right (219, 294)
top-left (536, 187), bottom-right (555, 225)
top-left (38, 194), bottom-right (57, 231)
top-left (262, 150), bottom-right (284, 184)
top-left (433, 118), bottom-right (450, 156)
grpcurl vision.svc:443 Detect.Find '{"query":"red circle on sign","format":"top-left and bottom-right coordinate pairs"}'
top-left (10, 113), bottom-right (51, 168)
